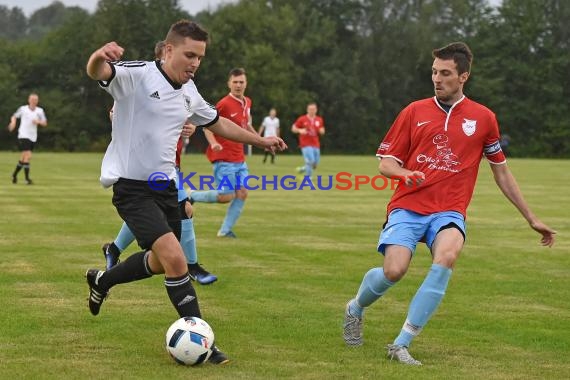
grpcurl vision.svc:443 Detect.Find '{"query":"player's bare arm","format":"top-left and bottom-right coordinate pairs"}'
top-left (34, 119), bottom-right (48, 127)
top-left (291, 124), bottom-right (307, 135)
top-left (87, 42), bottom-right (125, 81)
top-left (490, 163), bottom-right (556, 247)
top-left (208, 117), bottom-right (287, 151)
top-left (379, 157), bottom-right (425, 187)
top-left (203, 128), bottom-right (223, 151)
top-left (8, 116), bottom-right (17, 132)
top-left (181, 122), bottom-right (196, 138)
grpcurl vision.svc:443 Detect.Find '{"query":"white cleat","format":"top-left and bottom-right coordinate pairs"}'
top-left (386, 344), bottom-right (422, 365)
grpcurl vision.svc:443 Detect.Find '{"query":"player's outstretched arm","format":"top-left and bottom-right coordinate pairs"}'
top-left (87, 42), bottom-right (124, 81)
top-left (379, 157), bottom-right (425, 187)
top-left (490, 163), bottom-right (556, 247)
top-left (207, 116), bottom-right (287, 152)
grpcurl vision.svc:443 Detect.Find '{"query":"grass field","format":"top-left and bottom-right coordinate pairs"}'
top-left (0, 152), bottom-right (568, 380)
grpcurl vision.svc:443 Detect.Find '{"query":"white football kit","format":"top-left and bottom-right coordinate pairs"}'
top-left (99, 60), bottom-right (218, 188)
top-left (12, 105), bottom-right (47, 142)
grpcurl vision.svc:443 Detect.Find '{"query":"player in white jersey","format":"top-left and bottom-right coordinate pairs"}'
top-left (8, 93), bottom-right (48, 185)
top-left (102, 41), bottom-right (218, 285)
top-left (84, 19), bottom-right (286, 365)
top-left (258, 107), bottom-right (280, 164)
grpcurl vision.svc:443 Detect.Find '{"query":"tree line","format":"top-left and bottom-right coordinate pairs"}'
top-left (0, 0), bottom-right (568, 157)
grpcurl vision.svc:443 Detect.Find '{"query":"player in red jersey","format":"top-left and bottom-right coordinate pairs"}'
top-left (343, 42), bottom-right (556, 365)
top-left (291, 103), bottom-right (325, 177)
top-left (190, 68), bottom-right (257, 238)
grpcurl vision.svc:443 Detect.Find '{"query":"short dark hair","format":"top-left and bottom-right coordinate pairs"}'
top-left (432, 42), bottom-right (473, 74)
top-left (228, 67), bottom-right (246, 78)
top-left (165, 19), bottom-right (209, 45)
top-left (154, 40), bottom-right (165, 60)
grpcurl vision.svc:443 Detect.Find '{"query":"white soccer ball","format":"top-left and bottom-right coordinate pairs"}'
top-left (165, 316), bottom-right (215, 365)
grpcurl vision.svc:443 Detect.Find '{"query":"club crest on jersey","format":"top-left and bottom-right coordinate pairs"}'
top-left (184, 95), bottom-right (192, 113)
top-left (462, 119), bottom-right (477, 136)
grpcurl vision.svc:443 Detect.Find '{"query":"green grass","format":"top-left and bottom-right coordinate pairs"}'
top-left (0, 152), bottom-right (568, 379)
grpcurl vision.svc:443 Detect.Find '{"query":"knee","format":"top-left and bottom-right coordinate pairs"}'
top-left (217, 193), bottom-right (234, 203)
top-left (433, 250), bottom-right (460, 269)
top-left (382, 266), bottom-right (407, 282)
top-left (183, 201), bottom-right (193, 218)
top-left (236, 189), bottom-right (248, 200)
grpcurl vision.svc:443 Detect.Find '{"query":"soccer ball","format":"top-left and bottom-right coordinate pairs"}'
top-left (165, 316), bottom-right (215, 365)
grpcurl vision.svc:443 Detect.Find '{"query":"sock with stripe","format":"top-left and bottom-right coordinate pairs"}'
top-left (394, 263), bottom-right (452, 347)
top-left (165, 273), bottom-right (201, 318)
top-left (98, 251), bottom-right (154, 290)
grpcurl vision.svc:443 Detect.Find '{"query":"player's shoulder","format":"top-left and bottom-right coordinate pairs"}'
top-left (409, 97), bottom-right (435, 109)
top-left (462, 97), bottom-right (496, 119)
top-left (183, 80), bottom-right (200, 94)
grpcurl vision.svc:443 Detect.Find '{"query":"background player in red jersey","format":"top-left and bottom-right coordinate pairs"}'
top-left (291, 102), bottom-right (325, 178)
top-left (190, 68), bottom-right (257, 238)
top-left (343, 42), bottom-right (556, 365)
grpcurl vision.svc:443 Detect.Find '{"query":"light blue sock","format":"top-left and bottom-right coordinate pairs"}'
top-left (349, 267), bottom-right (395, 318)
top-left (394, 263), bottom-right (452, 347)
top-left (114, 222), bottom-right (136, 252)
top-left (180, 218), bottom-right (197, 264)
top-left (220, 198), bottom-right (245, 234)
top-left (305, 163), bottom-right (313, 176)
top-left (190, 190), bottom-right (219, 203)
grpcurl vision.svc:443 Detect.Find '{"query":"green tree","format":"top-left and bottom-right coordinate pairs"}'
top-left (0, 6), bottom-right (27, 40)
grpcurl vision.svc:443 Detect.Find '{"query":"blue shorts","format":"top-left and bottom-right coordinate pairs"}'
top-left (213, 161), bottom-right (249, 195)
top-left (301, 146), bottom-right (321, 166)
top-left (377, 209), bottom-right (466, 255)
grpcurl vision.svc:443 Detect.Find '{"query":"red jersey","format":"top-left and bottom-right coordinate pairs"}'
top-left (175, 136), bottom-right (183, 168)
top-left (206, 94), bottom-right (252, 163)
top-left (293, 115), bottom-right (324, 148)
top-left (376, 96), bottom-right (506, 218)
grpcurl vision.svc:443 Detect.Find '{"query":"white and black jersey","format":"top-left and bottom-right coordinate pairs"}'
top-left (12, 105), bottom-right (47, 142)
top-left (99, 60), bottom-right (218, 188)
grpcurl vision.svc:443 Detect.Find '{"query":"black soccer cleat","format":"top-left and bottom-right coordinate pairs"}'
top-left (85, 269), bottom-right (108, 316)
top-left (25, 179), bottom-right (33, 185)
top-left (12, 176), bottom-right (17, 184)
top-left (208, 345), bottom-right (230, 365)
top-left (187, 263), bottom-right (218, 285)
top-left (101, 242), bottom-right (121, 271)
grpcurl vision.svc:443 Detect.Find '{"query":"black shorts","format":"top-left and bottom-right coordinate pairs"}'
top-left (112, 178), bottom-right (181, 250)
top-left (18, 138), bottom-right (35, 151)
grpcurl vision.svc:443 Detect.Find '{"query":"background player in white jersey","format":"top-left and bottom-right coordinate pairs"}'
top-left (8, 93), bottom-right (48, 185)
top-left (258, 107), bottom-right (280, 164)
top-left (85, 19), bottom-right (286, 365)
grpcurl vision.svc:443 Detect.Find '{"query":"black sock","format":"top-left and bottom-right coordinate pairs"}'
top-left (165, 273), bottom-right (201, 318)
top-left (98, 251), bottom-right (153, 290)
top-left (13, 161), bottom-right (23, 177)
top-left (23, 163), bottom-right (30, 180)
